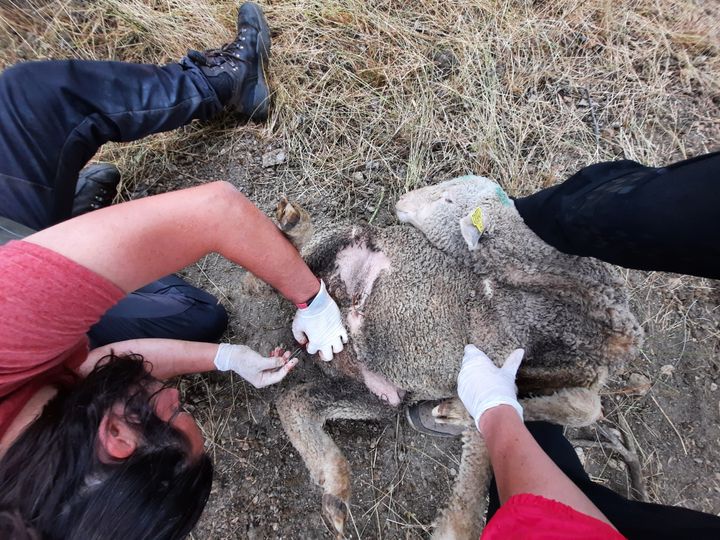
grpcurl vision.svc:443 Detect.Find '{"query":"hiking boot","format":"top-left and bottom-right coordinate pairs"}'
top-left (188, 2), bottom-right (271, 121)
top-left (71, 163), bottom-right (121, 218)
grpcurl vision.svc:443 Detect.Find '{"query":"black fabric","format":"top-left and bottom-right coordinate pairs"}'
top-left (0, 58), bottom-right (222, 230)
top-left (514, 152), bottom-right (720, 279)
top-left (486, 421), bottom-right (720, 539)
top-left (0, 59), bottom-right (228, 344)
top-left (88, 274), bottom-right (228, 348)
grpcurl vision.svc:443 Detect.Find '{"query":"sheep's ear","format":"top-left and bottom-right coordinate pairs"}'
top-left (459, 207), bottom-right (485, 251)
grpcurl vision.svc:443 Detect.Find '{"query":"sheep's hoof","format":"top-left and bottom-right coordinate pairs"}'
top-left (432, 398), bottom-right (472, 426)
top-left (276, 197), bottom-right (302, 232)
top-left (322, 492), bottom-right (348, 536)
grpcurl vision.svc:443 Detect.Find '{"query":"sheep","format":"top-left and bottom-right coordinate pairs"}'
top-left (273, 175), bottom-right (642, 539)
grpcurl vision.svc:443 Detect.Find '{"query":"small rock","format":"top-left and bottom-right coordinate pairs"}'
top-left (577, 98), bottom-right (589, 107)
top-left (352, 171), bottom-right (364, 182)
top-left (365, 159), bottom-right (381, 171)
top-left (660, 364), bottom-right (676, 377)
top-left (262, 148), bottom-right (286, 168)
top-left (711, 382), bottom-right (718, 392)
top-left (627, 372), bottom-right (651, 395)
top-left (449, 468), bottom-right (457, 477)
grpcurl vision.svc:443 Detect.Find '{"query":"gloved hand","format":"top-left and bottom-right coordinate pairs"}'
top-left (457, 345), bottom-right (525, 431)
top-left (292, 280), bottom-right (348, 361)
top-left (214, 344), bottom-right (299, 388)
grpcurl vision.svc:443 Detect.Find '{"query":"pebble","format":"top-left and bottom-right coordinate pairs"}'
top-left (449, 468), bottom-right (457, 477)
top-left (627, 372), bottom-right (651, 395)
top-left (711, 382), bottom-right (718, 392)
top-left (262, 148), bottom-right (286, 168)
top-left (352, 172), bottom-right (364, 182)
top-left (660, 364), bottom-right (676, 377)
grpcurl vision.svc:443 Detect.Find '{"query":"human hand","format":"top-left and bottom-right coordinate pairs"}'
top-left (213, 344), bottom-right (299, 388)
top-left (292, 280), bottom-right (348, 361)
top-left (457, 345), bottom-right (524, 431)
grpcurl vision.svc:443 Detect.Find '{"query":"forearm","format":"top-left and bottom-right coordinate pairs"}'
top-left (480, 406), bottom-right (614, 527)
top-left (79, 338), bottom-right (219, 379)
top-left (26, 181), bottom-right (320, 304)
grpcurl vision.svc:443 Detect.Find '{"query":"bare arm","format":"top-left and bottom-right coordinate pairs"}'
top-left (79, 339), bottom-right (218, 379)
top-left (25, 181), bottom-right (320, 304)
top-left (479, 405), bottom-right (614, 527)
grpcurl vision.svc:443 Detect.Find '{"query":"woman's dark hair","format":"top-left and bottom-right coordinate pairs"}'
top-left (0, 354), bottom-right (212, 540)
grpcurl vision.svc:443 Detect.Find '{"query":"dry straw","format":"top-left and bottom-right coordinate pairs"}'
top-left (1, 0), bottom-right (717, 201)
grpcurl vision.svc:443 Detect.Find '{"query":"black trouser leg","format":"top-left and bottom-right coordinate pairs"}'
top-left (88, 275), bottom-right (228, 348)
top-left (514, 152), bottom-right (720, 279)
top-left (0, 58), bottom-right (221, 229)
top-left (0, 59), bottom-right (228, 343)
top-left (487, 421), bottom-right (720, 539)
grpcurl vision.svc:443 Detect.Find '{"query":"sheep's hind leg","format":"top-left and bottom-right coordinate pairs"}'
top-left (432, 427), bottom-right (491, 540)
top-left (276, 379), bottom-right (394, 536)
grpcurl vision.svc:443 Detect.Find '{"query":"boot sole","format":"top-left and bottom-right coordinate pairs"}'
top-left (243, 2), bottom-right (271, 121)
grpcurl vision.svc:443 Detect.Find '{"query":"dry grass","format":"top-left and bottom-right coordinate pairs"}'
top-left (1, 0), bottom-right (719, 535)
top-left (1, 0), bottom-right (718, 201)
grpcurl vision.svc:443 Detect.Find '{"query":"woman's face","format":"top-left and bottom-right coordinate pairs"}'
top-left (151, 386), bottom-right (205, 459)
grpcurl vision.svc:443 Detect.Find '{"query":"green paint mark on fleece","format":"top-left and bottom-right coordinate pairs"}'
top-left (495, 186), bottom-right (511, 206)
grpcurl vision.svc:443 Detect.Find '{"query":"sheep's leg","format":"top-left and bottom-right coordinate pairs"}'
top-left (523, 387), bottom-right (603, 427)
top-left (276, 379), bottom-right (394, 536)
top-left (429, 386), bottom-right (602, 430)
top-left (432, 427), bottom-right (490, 540)
top-left (276, 197), bottom-right (315, 250)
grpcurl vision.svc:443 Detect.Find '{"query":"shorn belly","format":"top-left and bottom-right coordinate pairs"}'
top-left (334, 239), bottom-right (406, 406)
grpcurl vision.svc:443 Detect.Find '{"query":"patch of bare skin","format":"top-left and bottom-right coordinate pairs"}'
top-left (335, 242), bottom-right (404, 405)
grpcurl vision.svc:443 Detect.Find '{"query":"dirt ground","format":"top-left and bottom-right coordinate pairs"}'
top-left (1, 0), bottom-right (719, 538)
top-left (138, 129), bottom-right (719, 540)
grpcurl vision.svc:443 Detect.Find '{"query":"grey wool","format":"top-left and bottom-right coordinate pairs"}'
top-left (271, 175), bottom-right (642, 539)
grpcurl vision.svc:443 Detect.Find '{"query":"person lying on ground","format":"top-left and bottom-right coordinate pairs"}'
top-left (0, 179), bottom-right (347, 538)
top-left (458, 346), bottom-right (720, 539)
top-left (0, 3), bottom-right (347, 538)
top-left (0, 2), bottom-right (348, 357)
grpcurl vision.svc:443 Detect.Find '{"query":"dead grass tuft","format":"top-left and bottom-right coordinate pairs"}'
top-left (1, 0), bottom-right (718, 202)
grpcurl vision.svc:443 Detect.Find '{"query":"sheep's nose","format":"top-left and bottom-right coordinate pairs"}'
top-left (395, 197), bottom-right (413, 222)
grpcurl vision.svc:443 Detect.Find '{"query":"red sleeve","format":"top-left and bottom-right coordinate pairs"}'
top-left (0, 240), bottom-right (125, 397)
top-left (482, 494), bottom-right (626, 540)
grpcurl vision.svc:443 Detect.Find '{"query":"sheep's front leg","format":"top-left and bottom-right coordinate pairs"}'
top-left (276, 379), bottom-right (394, 536)
top-left (432, 428), bottom-right (491, 540)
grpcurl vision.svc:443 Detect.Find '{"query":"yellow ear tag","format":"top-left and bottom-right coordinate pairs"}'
top-left (470, 207), bottom-right (484, 233)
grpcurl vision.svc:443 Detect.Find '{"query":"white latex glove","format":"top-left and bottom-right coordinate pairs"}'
top-left (214, 344), bottom-right (299, 388)
top-left (292, 279), bottom-right (348, 361)
top-left (457, 345), bottom-right (525, 431)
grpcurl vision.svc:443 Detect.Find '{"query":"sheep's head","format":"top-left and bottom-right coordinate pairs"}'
top-left (395, 175), bottom-right (515, 255)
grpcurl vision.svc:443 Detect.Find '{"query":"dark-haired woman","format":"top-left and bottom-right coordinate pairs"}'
top-left (0, 3), bottom-right (348, 538)
top-left (0, 179), bottom-right (347, 538)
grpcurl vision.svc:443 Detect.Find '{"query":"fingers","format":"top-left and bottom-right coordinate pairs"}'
top-left (292, 327), bottom-right (308, 346)
top-left (266, 355), bottom-right (287, 369)
top-left (318, 336), bottom-right (346, 361)
top-left (259, 357), bottom-right (299, 387)
top-left (501, 348), bottom-right (524, 377)
top-left (462, 344), bottom-right (492, 367)
top-left (318, 344), bottom-right (333, 362)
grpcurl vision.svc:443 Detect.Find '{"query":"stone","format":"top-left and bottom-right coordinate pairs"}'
top-left (660, 364), bottom-right (676, 377)
top-left (262, 148), bottom-right (286, 168)
top-left (627, 372), bottom-right (651, 395)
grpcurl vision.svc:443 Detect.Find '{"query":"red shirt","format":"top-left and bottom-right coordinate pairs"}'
top-left (0, 241), bottom-right (124, 438)
top-left (483, 494), bottom-right (626, 539)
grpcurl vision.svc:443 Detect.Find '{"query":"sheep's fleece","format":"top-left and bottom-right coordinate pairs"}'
top-left (274, 175), bottom-right (642, 539)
